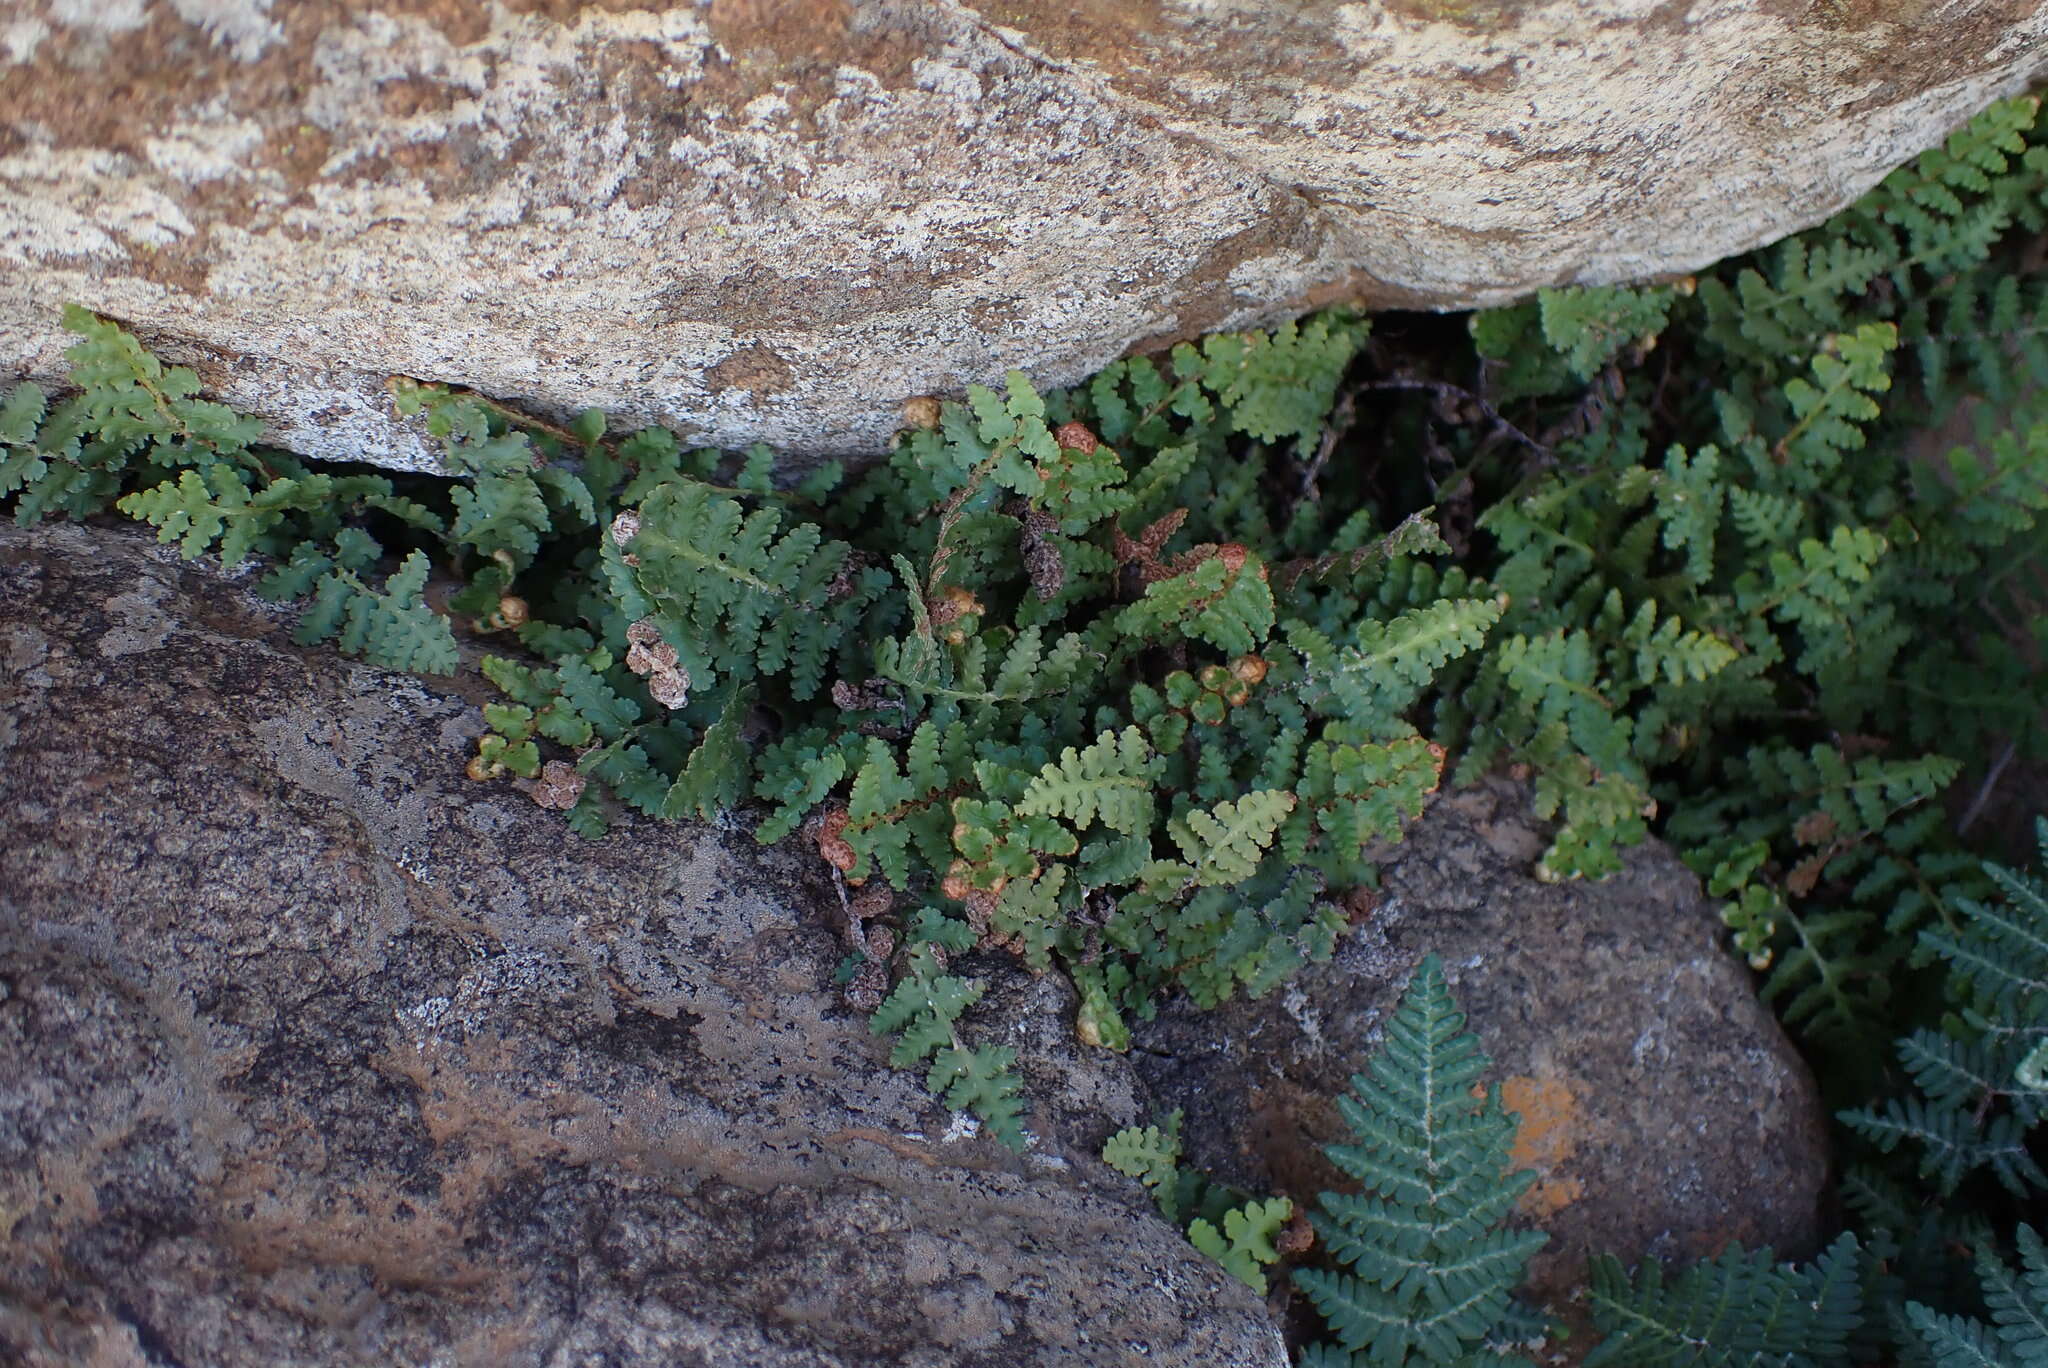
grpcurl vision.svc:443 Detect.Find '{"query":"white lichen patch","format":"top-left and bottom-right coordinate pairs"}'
top-left (144, 113), bottom-right (265, 186)
top-left (165, 0), bottom-right (281, 62)
top-left (96, 582), bottom-right (175, 658)
top-left (1, 16), bottom-right (49, 62)
top-left (48, 0), bottom-right (145, 34)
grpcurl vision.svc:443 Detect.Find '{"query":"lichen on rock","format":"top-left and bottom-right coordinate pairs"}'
top-left (2, 0), bottom-right (2042, 468)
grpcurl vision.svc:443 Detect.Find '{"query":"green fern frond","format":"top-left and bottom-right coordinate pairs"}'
top-left (1016, 726), bottom-right (1160, 834)
top-left (289, 549), bottom-right (458, 676)
top-left (871, 965), bottom-right (983, 1069)
top-left (1294, 954), bottom-right (1548, 1368)
top-left (1840, 821), bottom-right (2048, 1197)
top-left (1584, 1234), bottom-right (1865, 1367)
top-left (661, 686), bottom-right (752, 821)
top-left (1189, 1197), bottom-right (1292, 1296)
top-left (1169, 312), bottom-right (1369, 448)
top-left (1904, 1224), bottom-right (2048, 1368)
top-left (1313, 596), bottom-right (1504, 730)
top-left (926, 1043), bottom-right (1028, 1152)
top-left (1147, 789), bottom-right (1296, 891)
top-left (1104, 1112), bottom-right (1189, 1222)
top-left (1773, 323), bottom-right (1897, 475)
top-left (1538, 285), bottom-right (1677, 380)
top-left (1840, 1095), bottom-right (2044, 1197)
top-left (1116, 548), bottom-right (1278, 656)
top-left (616, 479), bottom-right (868, 698)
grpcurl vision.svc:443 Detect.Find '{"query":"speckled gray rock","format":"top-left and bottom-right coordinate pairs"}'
top-left (0, 520), bottom-right (1287, 1368)
top-left (2, 0), bottom-right (2044, 468)
top-left (1130, 778), bottom-right (1831, 1314)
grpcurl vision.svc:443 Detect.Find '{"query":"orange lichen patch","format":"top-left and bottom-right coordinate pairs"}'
top-left (1517, 1173), bottom-right (1586, 1220)
top-left (1500, 1073), bottom-right (1586, 1219)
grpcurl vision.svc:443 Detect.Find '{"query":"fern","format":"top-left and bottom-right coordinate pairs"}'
top-left (1166, 312), bottom-right (1368, 449)
top-left (661, 685), bottom-right (753, 821)
top-left (1189, 1196), bottom-right (1293, 1297)
top-left (862, 946), bottom-right (1029, 1151)
top-left (296, 549), bottom-right (458, 676)
top-left (12, 96), bottom-right (2047, 1246)
top-left (1585, 828), bottom-right (2048, 1366)
top-left (1903, 1225), bottom-right (2048, 1368)
top-left (610, 479), bottom-right (874, 699)
top-left (1293, 954), bottom-right (1548, 1368)
top-left (1583, 1235), bottom-right (1866, 1367)
top-left (925, 1043), bottom-right (1027, 1152)
top-left (1017, 726), bottom-right (1161, 834)
top-left (1147, 790), bottom-right (1297, 891)
top-left (1103, 1110), bottom-right (1293, 1293)
top-left (1115, 546), bottom-right (1278, 655)
top-left (1841, 820), bottom-right (2048, 1198)
top-left (1306, 596), bottom-right (1504, 733)
top-left (1104, 1112), bottom-right (1196, 1223)
top-left (870, 954), bottom-right (984, 1070)
top-left (1539, 285), bottom-right (1677, 380)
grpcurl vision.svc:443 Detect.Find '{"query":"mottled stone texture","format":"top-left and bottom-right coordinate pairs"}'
top-left (2, 1), bottom-right (2044, 469)
top-left (1134, 778), bottom-right (1830, 1322)
top-left (0, 521), bottom-right (1289, 1368)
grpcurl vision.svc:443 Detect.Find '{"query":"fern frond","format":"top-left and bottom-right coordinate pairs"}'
top-left (1295, 955), bottom-right (1547, 1367)
top-left (286, 545), bottom-right (458, 675)
top-left (1538, 285), bottom-right (1676, 380)
top-left (1584, 1234), bottom-right (1864, 1368)
top-left (661, 687), bottom-right (752, 821)
top-left (1904, 1224), bottom-right (2048, 1368)
top-left (1189, 1197), bottom-right (1292, 1295)
top-left (871, 968), bottom-right (983, 1069)
top-left (618, 479), bottom-right (865, 698)
top-left (1169, 312), bottom-right (1369, 448)
top-left (1148, 790), bottom-right (1296, 891)
top-left (1315, 597), bottom-right (1504, 730)
top-left (1104, 1113), bottom-right (1188, 1223)
top-left (1016, 726), bottom-right (1160, 834)
top-left (1115, 548), bottom-right (1278, 656)
top-left (926, 1043), bottom-right (1028, 1152)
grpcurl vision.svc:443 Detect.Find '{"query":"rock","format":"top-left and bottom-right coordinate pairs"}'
top-left (1129, 777), bottom-right (1830, 1313)
top-left (3, 1), bottom-right (2043, 468)
top-left (0, 520), bottom-right (1287, 1368)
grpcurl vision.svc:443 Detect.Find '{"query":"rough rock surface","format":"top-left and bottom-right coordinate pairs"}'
top-left (0, 520), bottom-right (1288, 1368)
top-left (1132, 778), bottom-right (1831, 1310)
top-left (3, 0), bottom-right (2044, 468)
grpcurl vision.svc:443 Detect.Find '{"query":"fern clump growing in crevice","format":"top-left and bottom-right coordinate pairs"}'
top-left (5, 308), bottom-right (1487, 1151)
top-left (1400, 95), bottom-right (2048, 1079)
